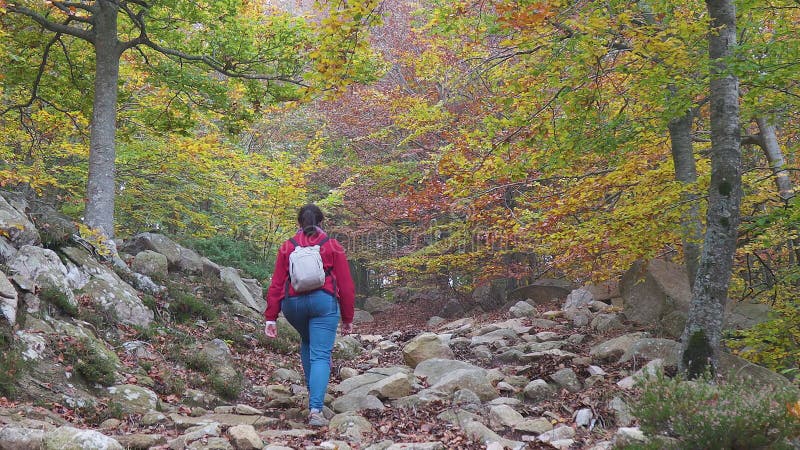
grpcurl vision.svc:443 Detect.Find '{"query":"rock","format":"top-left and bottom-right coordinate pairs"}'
top-left (115, 433), bottom-right (167, 450)
top-left (725, 301), bottom-right (772, 330)
top-left (0, 236), bottom-right (17, 263)
top-left (335, 368), bottom-right (407, 396)
top-left (589, 332), bottom-right (650, 363)
top-left (402, 333), bottom-right (453, 368)
top-left (471, 328), bottom-right (519, 347)
top-left (515, 418), bottom-right (553, 434)
top-left (167, 413), bottom-right (277, 431)
top-left (549, 368), bottom-right (582, 393)
top-left (0, 194), bottom-right (40, 247)
top-left (332, 393), bottom-right (385, 413)
top-left (220, 267), bottom-right (266, 312)
top-left (271, 368), bottom-right (303, 383)
top-left (609, 397), bottom-right (633, 427)
top-left (440, 298), bottom-right (466, 318)
top-left (227, 424), bottom-right (263, 450)
top-left (563, 288), bottom-right (593, 310)
top-left (369, 373), bottom-right (413, 400)
top-left (585, 280), bottom-right (620, 301)
top-left (575, 408), bottom-right (593, 428)
top-left (426, 368), bottom-right (498, 401)
top-left (201, 257), bottom-right (221, 278)
top-left (141, 411), bottom-right (168, 426)
top-left (719, 352), bottom-right (800, 391)
top-left (452, 389), bottom-right (482, 405)
top-left (620, 259), bottom-right (691, 338)
top-left (426, 316), bottom-right (445, 327)
top-left (471, 279), bottom-right (510, 311)
top-left (329, 412), bottom-right (374, 441)
top-left (234, 404), bottom-right (263, 415)
top-left (334, 335), bottom-right (364, 359)
top-left (489, 404), bottom-right (524, 428)
top-left (131, 250), bottom-right (168, 279)
top-left (8, 246), bottom-right (75, 309)
top-left (611, 427), bottom-right (647, 447)
top-left (619, 338), bottom-right (680, 369)
top-left (509, 301), bottom-right (536, 318)
top-left (506, 279), bottom-right (575, 305)
top-left (182, 389), bottom-right (226, 409)
top-left (0, 425), bottom-right (46, 450)
top-left (168, 422), bottom-right (221, 449)
top-left (107, 385), bottom-right (158, 414)
top-left (535, 331), bottom-right (561, 342)
top-left (462, 420), bottom-right (523, 449)
top-left (197, 339), bottom-right (240, 387)
top-left (588, 300), bottom-right (612, 312)
top-left (1, 271), bottom-right (18, 325)
top-left (564, 308), bottom-right (591, 327)
top-left (353, 309), bottom-right (375, 324)
top-left (385, 443), bottom-right (445, 450)
top-left (523, 379), bottom-right (556, 402)
top-left (122, 233), bottom-right (182, 269)
top-left (591, 313), bottom-right (624, 333)
top-left (80, 278), bottom-right (154, 327)
top-left (537, 425), bottom-right (575, 443)
top-left (43, 426), bottom-right (123, 450)
top-left (363, 296), bottom-right (393, 313)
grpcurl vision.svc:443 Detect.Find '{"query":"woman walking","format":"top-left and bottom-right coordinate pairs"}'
top-left (263, 204), bottom-right (355, 427)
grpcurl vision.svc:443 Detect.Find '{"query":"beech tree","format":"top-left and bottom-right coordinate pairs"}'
top-left (2, 0), bottom-right (376, 238)
top-left (679, 0), bottom-right (742, 377)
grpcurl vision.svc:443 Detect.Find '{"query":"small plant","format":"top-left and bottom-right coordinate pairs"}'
top-left (167, 287), bottom-right (216, 323)
top-left (182, 353), bottom-right (214, 374)
top-left (211, 320), bottom-right (247, 347)
top-left (210, 372), bottom-right (243, 401)
top-left (256, 322), bottom-right (300, 355)
top-left (40, 286), bottom-right (77, 317)
top-left (62, 337), bottom-right (117, 386)
top-left (628, 373), bottom-right (800, 449)
top-left (0, 330), bottom-right (27, 398)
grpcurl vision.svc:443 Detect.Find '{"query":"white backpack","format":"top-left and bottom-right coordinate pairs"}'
top-left (287, 237), bottom-right (331, 294)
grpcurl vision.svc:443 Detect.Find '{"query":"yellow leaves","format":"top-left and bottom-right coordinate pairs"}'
top-left (77, 224), bottom-right (114, 258)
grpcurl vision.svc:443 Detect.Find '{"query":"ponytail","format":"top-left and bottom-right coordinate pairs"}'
top-left (297, 204), bottom-right (324, 236)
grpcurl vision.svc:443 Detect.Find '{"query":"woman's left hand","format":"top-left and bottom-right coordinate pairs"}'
top-left (264, 322), bottom-right (277, 338)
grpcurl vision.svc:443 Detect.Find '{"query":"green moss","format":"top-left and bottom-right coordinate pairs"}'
top-left (167, 284), bottom-right (217, 323)
top-left (718, 180), bottom-right (732, 196)
top-left (40, 286), bottom-right (77, 317)
top-left (63, 337), bottom-right (117, 386)
top-left (0, 329), bottom-right (28, 398)
top-left (682, 330), bottom-right (715, 379)
top-left (210, 372), bottom-right (243, 400)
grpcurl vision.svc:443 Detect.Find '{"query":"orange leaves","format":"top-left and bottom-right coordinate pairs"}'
top-left (495, 1), bottom-right (553, 31)
top-left (789, 400), bottom-right (800, 419)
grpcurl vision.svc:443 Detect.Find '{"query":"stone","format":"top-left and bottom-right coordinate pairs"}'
top-left (339, 367), bottom-right (359, 379)
top-left (0, 425), bottom-right (46, 450)
top-left (452, 389), bottom-right (482, 405)
top-left (564, 308), bottom-right (591, 327)
top-left (719, 352), bottom-right (800, 391)
top-left (414, 359), bottom-right (485, 386)
top-left (426, 316), bottom-right (445, 327)
top-left (122, 233), bottom-right (182, 268)
top-left (187, 437), bottom-right (232, 450)
top-left (515, 418), bottom-right (553, 434)
top-left (620, 259), bottom-right (691, 338)
top-left (470, 328), bottom-right (519, 347)
top-left (369, 373), bottom-right (413, 400)
top-left (334, 335), bottom-right (364, 359)
top-left (537, 425), bottom-right (575, 443)
top-left (587, 365), bottom-right (607, 377)
top-left (107, 385), bottom-right (158, 414)
top-left (563, 288), bottom-right (593, 310)
top-left (168, 422), bottom-right (221, 449)
top-left (402, 333), bottom-right (453, 368)
top-left (115, 433), bottom-right (167, 450)
top-left (43, 426), bottom-right (123, 450)
top-left (331, 393), bottom-right (385, 413)
top-left (575, 408), bottom-right (593, 428)
top-left (227, 424), bottom-right (263, 450)
top-left (725, 301), bottom-right (771, 330)
top-left (167, 413), bottom-right (277, 431)
top-left (585, 280), bottom-right (620, 301)
top-left (535, 331), bottom-right (561, 342)
top-left (1, 271), bottom-right (18, 325)
top-left (589, 332), bottom-right (650, 363)
top-left (509, 301), bottom-right (536, 318)
top-left (549, 368), bottom-right (582, 392)
top-left (619, 338), bottom-right (680, 369)
top-left (0, 194), bottom-right (40, 247)
top-left (385, 444), bottom-right (445, 450)
top-left (271, 368), bottom-right (303, 383)
top-left (131, 250), bottom-right (168, 279)
top-left (329, 412), bottom-right (374, 441)
top-left (609, 397), bottom-right (633, 427)
top-left (462, 421), bottom-right (523, 450)
top-left (141, 411), bottom-right (168, 426)
top-left (81, 277), bottom-right (154, 327)
top-left (353, 309), bottom-right (375, 324)
top-left (426, 368), bottom-right (498, 401)
top-left (440, 298), bottom-right (466, 318)
top-left (549, 439), bottom-right (576, 450)
top-left (220, 267), bottom-right (266, 313)
top-left (611, 427), bottom-right (647, 447)
top-left (0, 236), bottom-right (17, 263)
top-left (523, 379), bottom-right (556, 402)
top-left (506, 279), bottom-right (575, 305)
top-left (9, 246), bottom-right (75, 309)
top-left (588, 300), bottom-right (612, 312)
top-left (201, 257), bottom-right (221, 278)
top-left (489, 404), bottom-right (524, 428)
top-left (234, 404), bottom-right (263, 415)
top-left (591, 313), bottom-right (624, 333)
top-left (363, 296), bottom-right (393, 313)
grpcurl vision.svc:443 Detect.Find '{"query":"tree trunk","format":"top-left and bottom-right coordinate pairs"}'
top-left (84, 1), bottom-right (121, 238)
top-left (755, 117), bottom-right (800, 263)
top-left (679, 0), bottom-right (741, 378)
top-left (668, 109), bottom-right (702, 286)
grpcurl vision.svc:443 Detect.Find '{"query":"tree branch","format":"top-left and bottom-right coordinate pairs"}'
top-left (0, 32), bottom-right (61, 115)
top-left (6, 5), bottom-right (94, 42)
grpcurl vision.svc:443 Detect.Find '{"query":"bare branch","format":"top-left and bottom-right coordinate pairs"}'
top-left (6, 5), bottom-right (94, 42)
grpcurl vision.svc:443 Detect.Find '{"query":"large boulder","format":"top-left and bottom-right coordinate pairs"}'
top-left (1, 270), bottom-right (18, 325)
top-left (0, 236), bottom-right (17, 263)
top-left (0, 194), bottom-right (40, 247)
top-left (506, 279), bottom-right (575, 306)
top-left (107, 384), bottom-right (159, 414)
top-left (220, 267), bottom-right (266, 312)
top-left (620, 259), bottom-right (691, 338)
top-left (8, 245), bottom-right (76, 309)
top-left (425, 368), bottom-right (498, 401)
top-left (44, 426), bottom-right (123, 450)
top-left (28, 201), bottom-right (75, 247)
top-left (363, 296), bottom-right (393, 314)
top-left (122, 233), bottom-right (202, 274)
top-left (402, 333), bottom-right (454, 368)
top-left (589, 332), bottom-right (650, 363)
top-left (131, 250), bottom-right (168, 279)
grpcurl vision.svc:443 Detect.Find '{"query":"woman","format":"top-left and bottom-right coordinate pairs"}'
top-left (264, 204), bottom-right (355, 427)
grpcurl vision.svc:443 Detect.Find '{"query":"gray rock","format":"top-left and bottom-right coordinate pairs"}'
top-left (402, 333), bottom-right (453, 368)
top-left (334, 335), bottom-right (364, 360)
top-left (331, 393), bottom-right (385, 413)
top-left (271, 368), bottom-right (303, 383)
top-left (509, 301), bottom-right (536, 318)
top-left (725, 301), bottom-right (771, 330)
top-left (81, 278), bottom-right (154, 327)
top-left (719, 352), bottom-right (800, 391)
top-left (8, 246), bottom-right (75, 309)
top-left (619, 338), bottom-right (680, 369)
top-left (611, 427), bottom-right (647, 447)
top-left (537, 425), bottom-right (575, 443)
top-left (535, 331), bottom-right (561, 342)
top-left (369, 373), bottom-right (413, 400)
top-left (585, 280), bottom-right (620, 301)
top-left (470, 328), bottom-right (519, 347)
top-left (227, 424), bottom-right (263, 450)
top-left (220, 267), bottom-right (266, 312)
top-left (44, 426), bottom-right (123, 450)
top-left (549, 368), bottom-right (582, 392)
top-left (201, 257), bottom-right (221, 278)
top-left (515, 417), bottom-right (553, 434)
top-left (0, 194), bottom-right (40, 247)
top-left (452, 389), bottom-right (482, 405)
top-left (122, 233), bottom-right (182, 269)
top-left (115, 433), bottom-right (167, 449)
top-left (506, 279), bottom-right (575, 305)
top-left (0, 425), bottom-right (46, 450)
top-left (589, 332), bottom-right (650, 362)
top-left (353, 309), bottom-right (375, 324)
top-left (131, 250), bottom-right (168, 279)
top-left (1, 271), bottom-right (18, 325)
top-left (385, 443), bottom-right (445, 450)
top-left (463, 420), bottom-right (523, 449)
top-left (426, 316), bottom-right (445, 327)
top-left (563, 288), bottom-right (593, 310)
top-left (620, 259), bottom-right (691, 338)
top-left (0, 236), bottom-right (18, 264)
top-left (523, 379), bottom-right (556, 402)
top-left (427, 368), bottom-right (498, 401)
top-left (609, 397), bottom-right (633, 427)
top-left (363, 296), bottom-right (393, 313)
top-left (591, 313), bottom-right (624, 333)
top-left (414, 358), bottom-right (486, 386)
top-left (329, 412), bottom-right (374, 441)
top-left (575, 408), bottom-right (593, 428)
top-left (564, 308), bottom-right (591, 327)
top-left (107, 385), bottom-right (158, 414)
top-left (489, 404), bottom-right (524, 428)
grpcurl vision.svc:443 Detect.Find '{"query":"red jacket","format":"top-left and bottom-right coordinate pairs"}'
top-left (264, 230), bottom-right (355, 324)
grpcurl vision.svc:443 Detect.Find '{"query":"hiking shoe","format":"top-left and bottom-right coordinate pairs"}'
top-left (308, 410), bottom-right (328, 427)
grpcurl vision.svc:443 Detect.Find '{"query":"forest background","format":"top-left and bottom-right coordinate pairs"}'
top-left (1, 0), bottom-right (800, 376)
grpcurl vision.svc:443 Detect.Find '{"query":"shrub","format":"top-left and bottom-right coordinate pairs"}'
top-left (628, 373), bottom-right (800, 449)
top-left (210, 372), bottom-right (243, 401)
top-left (0, 329), bottom-right (27, 398)
top-left (167, 284), bottom-right (216, 323)
top-left (62, 337), bottom-right (117, 386)
top-left (40, 286), bottom-right (77, 317)
top-left (181, 235), bottom-right (273, 281)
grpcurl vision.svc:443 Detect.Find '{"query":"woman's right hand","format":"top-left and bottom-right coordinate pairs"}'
top-left (264, 322), bottom-right (277, 338)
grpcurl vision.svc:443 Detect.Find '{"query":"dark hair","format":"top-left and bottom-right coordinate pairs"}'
top-left (298, 204), bottom-right (324, 236)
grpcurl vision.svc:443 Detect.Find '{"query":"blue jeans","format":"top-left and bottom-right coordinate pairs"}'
top-left (282, 290), bottom-right (340, 410)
